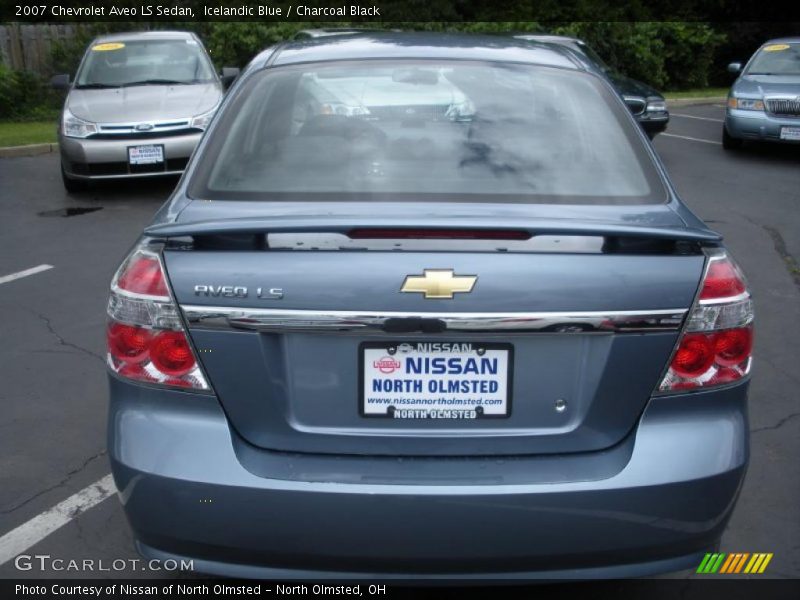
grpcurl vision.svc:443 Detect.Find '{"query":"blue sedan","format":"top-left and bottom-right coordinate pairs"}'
top-left (106, 32), bottom-right (753, 579)
top-left (724, 37), bottom-right (800, 148)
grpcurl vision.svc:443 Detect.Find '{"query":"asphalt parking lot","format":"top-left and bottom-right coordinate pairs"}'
top-left (0, 102), bottom-right (798, 581)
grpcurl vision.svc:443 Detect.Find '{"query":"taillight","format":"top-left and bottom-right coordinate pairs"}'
top-left (107, 240), bottom-right (209, 391)
top-left (657, 250), bottom-right (753, 392)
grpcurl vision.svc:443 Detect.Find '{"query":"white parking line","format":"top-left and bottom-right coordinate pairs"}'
top-left (660, 133), bottom-right (722, 146)
top-left (0, 264), bottom-right (53, 285)
top-left (672, 113), bottom-right (724, 123)
top-left (0, 474), bottom-right (116, 566)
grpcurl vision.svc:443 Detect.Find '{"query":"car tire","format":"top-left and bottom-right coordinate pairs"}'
top-left (722, 126), bottom-right (743, 150)
top-left (61, 165), bottom-right (88, 193)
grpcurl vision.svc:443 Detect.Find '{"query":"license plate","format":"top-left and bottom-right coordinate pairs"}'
top-left (128, 144), bottom-right (164, 165)
top-left (360, 342), bottom-right (512, 419)
top-left (780, 127), bottom-right (800, 141)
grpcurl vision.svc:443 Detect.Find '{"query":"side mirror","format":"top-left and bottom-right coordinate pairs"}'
top-left (50, 73), bottom-right (70, 90)
top-left (727, 62), bottom-right (742, 75)
top-left (220, 67), bottom-right (240, 89)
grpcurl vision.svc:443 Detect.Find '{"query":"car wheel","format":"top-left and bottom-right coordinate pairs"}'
top-left (61, 165), bottom-right (88, 193)
top-left (722, 126), bottom-right (743, 150)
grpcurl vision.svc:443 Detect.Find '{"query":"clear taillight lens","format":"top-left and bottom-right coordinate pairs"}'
top-left (657, 250), bottom-right (753, 392)
top-left (107, 240), bottom-right (209, 391)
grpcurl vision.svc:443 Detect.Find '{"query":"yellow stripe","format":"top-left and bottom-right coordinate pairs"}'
top-left (758, 553), bottom-right (773, 573)
top-left (734, 553), bottom-right (750, 573)
top-left (749, 554), bottom-right (766, 573)
top-left (720, 553), bottom-right (736, 573)
top-left (744, 554), bottom-right (759, 573)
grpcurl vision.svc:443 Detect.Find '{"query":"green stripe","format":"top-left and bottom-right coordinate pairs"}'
top-left (701, 553), bottom-right (721, 573)
top-left (711, 553), bottom-right (726, 573)
top-left (696, 553), bottom-right (714, 573)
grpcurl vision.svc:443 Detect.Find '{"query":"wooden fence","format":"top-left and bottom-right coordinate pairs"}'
top-left (0, 24), bottom-right (77, 74)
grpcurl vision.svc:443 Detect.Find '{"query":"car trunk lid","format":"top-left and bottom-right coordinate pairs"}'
top-left (157, 206), bottom-right (713, 456)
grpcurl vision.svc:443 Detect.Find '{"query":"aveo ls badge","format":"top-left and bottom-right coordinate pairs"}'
top-left (193, 285), bottom-right (283, 299)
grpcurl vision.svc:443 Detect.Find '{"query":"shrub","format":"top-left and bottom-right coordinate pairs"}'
top-left (552, 22), bottom-right (725, 90)
top-left (0, 64), bottom-right (60, 120)
top-left (656, 22), bottom-right (726, 89)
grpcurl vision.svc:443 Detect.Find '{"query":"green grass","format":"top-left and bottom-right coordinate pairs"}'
top-left (664, 87), bottom-right (729, 100)
top-left (0, 120), bottom-right (58, 147)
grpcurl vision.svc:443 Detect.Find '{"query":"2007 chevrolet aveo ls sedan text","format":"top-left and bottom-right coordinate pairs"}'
top-left (106, 33), bottom-right (753, 579)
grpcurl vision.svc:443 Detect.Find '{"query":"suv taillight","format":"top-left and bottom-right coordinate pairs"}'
top-left (107, 240), bottom-right (209, 390)
top-left (657, 249), bottom-right (753, 392)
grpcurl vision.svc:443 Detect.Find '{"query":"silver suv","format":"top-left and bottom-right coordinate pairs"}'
top-left (51, 31), bottom-right (238, 192)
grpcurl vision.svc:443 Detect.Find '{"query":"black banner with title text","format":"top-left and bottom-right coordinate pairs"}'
top-left (3, 0), bottom-right (800, 23)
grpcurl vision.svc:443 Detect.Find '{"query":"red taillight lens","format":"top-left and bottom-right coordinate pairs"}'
top-left (107, 323), bottom-right (199, 384)
top-left (163, 377), bottom-right (193, 388)
top-left (149, 331), bottom-right (196, 377)
top-left (118, 362), bottom-right (158, 383)
top-left (664, 327), bottom-right (752, 390)
top-left (709, 367), bottom-right (741, 385)
top-left (713, 327), bottom-right (753, 367)
top-left (117, 255), bottom-right (169, 297)
top-left (671, 333), bottom-right (715, 378)
top-left (107, 323), bottom-right (151, 363)
top-left (699, 259), bottom-right (746, 300)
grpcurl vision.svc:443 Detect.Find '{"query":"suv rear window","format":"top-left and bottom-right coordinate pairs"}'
top-left (189, 60), bottom-right (665, 205)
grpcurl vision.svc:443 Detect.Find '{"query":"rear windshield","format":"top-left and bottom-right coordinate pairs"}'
top-left (189, 60), bottom-right (664, 205)
top-left (746, 43), bottom-right (800, 76)
top-left (76, 38), bottom-right (216, 87)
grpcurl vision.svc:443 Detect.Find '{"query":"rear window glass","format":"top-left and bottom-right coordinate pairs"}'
top-left (189, 60), bottom-right (664, 205)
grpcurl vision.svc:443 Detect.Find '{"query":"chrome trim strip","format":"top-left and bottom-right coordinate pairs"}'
top-left (180, 306), bottom-right (688, 334)
top-left (68, 170), bottom-right (187, 181)
top-left (96, 119), bottom-right (193, 135)
top-left (698, 291), bottom-right (751, 306)
top-left (764, 95), bottom-right (800, 118)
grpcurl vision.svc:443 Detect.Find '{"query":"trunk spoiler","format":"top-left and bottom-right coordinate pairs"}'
top-left (145, 217), bottom-right (722, 243)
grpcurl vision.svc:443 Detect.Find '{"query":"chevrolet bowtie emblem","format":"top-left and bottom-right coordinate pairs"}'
top-left (400, 269), bottom-right (477, 299)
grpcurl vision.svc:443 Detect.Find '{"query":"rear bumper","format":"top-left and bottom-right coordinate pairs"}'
top-left (136, 542), bottom-right (708, 581)
top-left (725, 109), bottom-right (800, 143)
top-left (59, 132), bottom-right (201, 179)
top-left (108, 376), bottom-right (749, 579)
